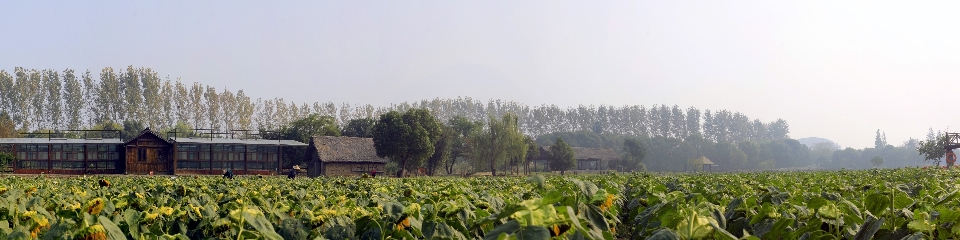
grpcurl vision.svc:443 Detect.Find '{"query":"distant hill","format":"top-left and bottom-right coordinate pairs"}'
top-left (797, 137), bottom-right (839, 149)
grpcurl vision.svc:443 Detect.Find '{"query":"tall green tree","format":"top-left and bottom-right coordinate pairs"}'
top-left (549, 137), bottom-right (576, 175)
top-left (274, 114), bottom-right (340, 168)
top-left (62, 69), bottom-right (83, 130)
top-left (0, 71), bottom-right (12, 122)
top-left (426, 124), bottom-right (453, 176)
top-left (121, 66), bottom-right (142, 122)
top-left (342, 118), bottom-right (377, 138)
top-left (235, 90), bottom-right (255, 131)
top-left (523, 136), bottom-right (540, 174)
top-left (917, 131), bottom-right (949, 166)
top-left (0, 112), bottom-right (16, 138)
top-left (448, 116), bottom-right (483, 162)
top-left (204, 86), bottom-right (221, 131)
top-left (43, 69), bottom-right (62, 129)
top-left (27, 69), bottom-right (44, 130)
top-left (140, 68), bottom-right (162, 128)
top-left (81, 70), bottom-right (98, 127)
top-left (470, 113), bottom-right (526, 176)
top-left (97, 67), bottom-right (121, 124)
top-left (372, 109), bottom-right (442, 177)
top-left (278, 114), bottom-right (340, 143)
top-left (622, 138), bottom-right (647, 171)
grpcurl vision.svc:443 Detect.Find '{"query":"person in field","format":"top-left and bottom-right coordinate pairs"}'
top-left (223, 169), bottom-right (234, 179)
top-left (288, 165), bottom-right (299, 179)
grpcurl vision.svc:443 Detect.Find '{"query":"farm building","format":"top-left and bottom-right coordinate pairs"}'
top-left (0, 128), bottom-right (307, 175)
top-left (530, 146), bottom-right (621, 171)
top-left (306, 136), bottom-right (387, 177)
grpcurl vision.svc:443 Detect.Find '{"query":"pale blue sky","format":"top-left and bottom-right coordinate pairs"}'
top-left (1, 1), bottom-right (958, 148)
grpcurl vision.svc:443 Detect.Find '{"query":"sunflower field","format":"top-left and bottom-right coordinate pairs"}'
top-left (1, 167), bottom-right (960, 239)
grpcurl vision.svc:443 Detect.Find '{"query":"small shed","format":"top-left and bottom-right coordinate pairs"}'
top-left (307, 136), bottom-right (387, 177)
top-left (572, 147), bottom-right (620, 170)
top-left (124, 128), bottom-right (172, 175)
top-left (690, 156), bottom-right (717, 172)
top-left (530, 146), bottom-right (621, 171)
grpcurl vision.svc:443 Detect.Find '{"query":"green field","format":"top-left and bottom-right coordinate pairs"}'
top-left (0, 168), bottom-right (958, 239)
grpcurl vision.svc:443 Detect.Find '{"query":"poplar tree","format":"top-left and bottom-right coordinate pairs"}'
top-left (204, 86), bottom-right (221, 130)
top-left (43, 69), bottom-right (63, 130)
top-left (81, 70), bottom-right (98, 127)
top-left (62, 69), bottom-right (84, 130)
top-left (235, 90), bottom-right (254, 130)
top-left (0, 71), bottom-right (13, 122)
top-left (159, 78), bottom-right (174, 127)
top-left (189, 82), bottom-right (205, 128)
top-left (97, 67), bottom-right (121, 123)
top-left (174, 79), bottom-right (190, 125)
top-left (28, 69), bottom-right (44, 129)
top-left (140, 68), bottom-right (162, 128)
top-left (219, 88), bottom-right (236, 131)
top-left (121, 66), bottom-right (143, 123)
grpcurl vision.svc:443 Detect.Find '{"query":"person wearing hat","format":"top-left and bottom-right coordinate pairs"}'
top-left (288, 165), bottom-right (299, 179)
top-left (223, 169), bottom-right (234, 179)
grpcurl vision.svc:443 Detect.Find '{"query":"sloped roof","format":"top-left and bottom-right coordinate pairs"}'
top-left (535, 146), bottom-right (620, 161)
top-left (311, 136), bottom-right (387, 163)
top-left (694, 156), bottom-right (715, 165)
top-left (124, 128), bottom-right (169, 145)
top-left (572, 147), bottom-right (621, 161)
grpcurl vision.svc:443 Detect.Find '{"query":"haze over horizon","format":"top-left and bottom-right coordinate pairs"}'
top-left (2, 1), bottom-right (958, 149)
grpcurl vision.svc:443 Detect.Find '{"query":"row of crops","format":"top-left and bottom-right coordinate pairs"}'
top-left (0, 167), bottom-right (959, 239)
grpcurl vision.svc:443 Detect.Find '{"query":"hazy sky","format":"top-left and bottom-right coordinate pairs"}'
top-left (1, 1), bottom-right (958, 149)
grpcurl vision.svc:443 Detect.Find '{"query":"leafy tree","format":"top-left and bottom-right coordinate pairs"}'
top-left (342, 118), bottom-right (377, 138)
top-left (121, 120), bottom-right (145, 141)
top-left (549, 138), bottom-right (576, 175)
top-left (97, 67), bottom-right (121, 124)
top-left (62, 69), bottom-right (84, 130)
top-left (871, 156), bottom-right (883, 168)
top-left (278, 114), bottom-right (340, 143)
top-left (917, 131), bottom-right (950, 166)
top-left (269, 114), bottom-right (341, 169)
top-left (0, 152), bottom-right (15, 171)
top-left (523, 136), bottom-right (540, 175)
top-left (140, 68), bottom-right (162, 128)
top-left (621, 138), bottom-right (647, 171)
top-left (426, 124), bottom-right (453, 176)
top-left (204, 86), bottom-right (221, 131)
top-left (43, 69), bottom-right (62, 129)
top-left (0, 71), bottom-right (11, 119)
top-left (121, 66), bottom-right (142, 122)
top-left (372, 109), bottom-right (442, 177)
top-left (447, 116), bottom-right (483, 168)
top-left (0, 112), bottom-right (16, 138)
top-left (470, 113), bottom-right (526, 176)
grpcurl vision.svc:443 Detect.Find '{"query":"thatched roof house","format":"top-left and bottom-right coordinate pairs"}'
top-left (306, 136), bottom-right (387, 177)
top-left (531, 146), bottom-right (621, 171)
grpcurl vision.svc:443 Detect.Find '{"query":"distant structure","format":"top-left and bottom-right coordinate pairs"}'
top-left (530, 146), bottom-right (621, 171)
top-left (690, 156), bottom-right (717, 172)
top-left (306, 136), bottom-right (387, 177)
top-left (0, 128), bottom-right (307, 175)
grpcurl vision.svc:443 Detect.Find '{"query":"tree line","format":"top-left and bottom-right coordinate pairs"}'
top-left (0, 66), bottom-right (790, 143)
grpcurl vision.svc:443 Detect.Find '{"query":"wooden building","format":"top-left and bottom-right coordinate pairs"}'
top-left (306, 136), bottom-right (387, 177)
top-left (124, 129), bottom-right (172, 174)
top-left (0, 128), bottom-right (307, 175)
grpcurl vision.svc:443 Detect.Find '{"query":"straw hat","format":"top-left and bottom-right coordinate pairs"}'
top-left (293, 165), bottom-right (301, 170)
